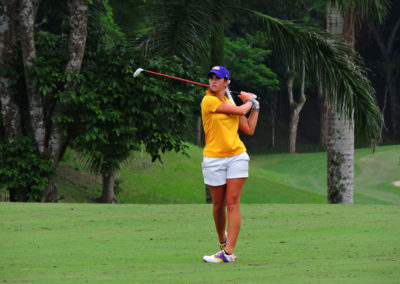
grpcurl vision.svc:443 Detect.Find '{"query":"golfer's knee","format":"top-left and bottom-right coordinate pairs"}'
top-left (226, 200), bottom-right (240, 212)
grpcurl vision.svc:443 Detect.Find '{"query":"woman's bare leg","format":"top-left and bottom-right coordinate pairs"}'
top-left (224, 178), bottom-right (246, 254)
top-left (208, 185), bottom-right (227, 243)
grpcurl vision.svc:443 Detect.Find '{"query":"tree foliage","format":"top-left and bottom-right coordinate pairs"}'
top-left (225, 34), bottom-right (280, 96)
top-left (0, 136), bottom-right (54, 201)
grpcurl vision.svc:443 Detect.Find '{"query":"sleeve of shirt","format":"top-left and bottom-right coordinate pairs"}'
top-left (201, 95), bottom-right (222, 114)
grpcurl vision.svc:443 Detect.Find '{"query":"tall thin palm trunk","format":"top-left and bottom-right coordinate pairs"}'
top-left (326, 2), bottom-right (355, 204)
top-left (327, 98), bottom-right (354, 204)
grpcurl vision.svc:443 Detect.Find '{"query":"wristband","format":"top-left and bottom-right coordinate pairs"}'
top-left (244, 99), bottom-right (257, 105)
top-left (251, 99), bottom-right (260, 111)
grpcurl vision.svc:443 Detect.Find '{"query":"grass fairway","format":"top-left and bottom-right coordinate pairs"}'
top-left (55, 144), bottom-right (400, 204)
top-left (1, 203), bottom-right (399, 283)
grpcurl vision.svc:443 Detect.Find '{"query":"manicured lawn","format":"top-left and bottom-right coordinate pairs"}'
top-left (1, 203), bottom-right (399, 283)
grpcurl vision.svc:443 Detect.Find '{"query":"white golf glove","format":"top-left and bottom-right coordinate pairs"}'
top-left (251, 99), bottom-right (260, 111)
top-left (249, 93), bottom-right (258, 99)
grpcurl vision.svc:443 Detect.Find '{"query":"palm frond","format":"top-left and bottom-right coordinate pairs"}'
top-left (239, 8), bottom-right (382, 142)
top-left (140, 0), bottom-right (214, 62)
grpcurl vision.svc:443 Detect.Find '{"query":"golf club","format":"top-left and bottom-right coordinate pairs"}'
top-left (134, 68), bottom-right (209, 87)
top-left (133, 68), bottom-right (258, 105)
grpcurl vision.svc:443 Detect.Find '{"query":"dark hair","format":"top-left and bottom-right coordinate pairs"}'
top-left (208, 73), bottom-right (228, 81)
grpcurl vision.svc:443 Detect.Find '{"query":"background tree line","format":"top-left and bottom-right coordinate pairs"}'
top-left (0, 0), bottom-right (398, 203)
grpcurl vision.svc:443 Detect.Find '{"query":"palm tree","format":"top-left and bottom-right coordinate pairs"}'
top-left (326, 1), bottom-right (355, 204)
top-left (325, 0), bottom-right (389, 204)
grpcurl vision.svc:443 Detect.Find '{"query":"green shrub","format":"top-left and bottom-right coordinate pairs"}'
top-left (0, 136), bottom-right (54, 201)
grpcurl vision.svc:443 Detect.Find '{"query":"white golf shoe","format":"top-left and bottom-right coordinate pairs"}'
top-left (203, 250), bottom-right (236, 263)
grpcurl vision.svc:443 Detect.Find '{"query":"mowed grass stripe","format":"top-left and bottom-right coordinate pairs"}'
top-left (1, 203), bottom-right (399, 283)
top-left (57, 144), bottom-right (400, 205)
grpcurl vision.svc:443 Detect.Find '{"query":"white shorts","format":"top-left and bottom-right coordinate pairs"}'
top-left (202, 152), bottom-right (250, 186)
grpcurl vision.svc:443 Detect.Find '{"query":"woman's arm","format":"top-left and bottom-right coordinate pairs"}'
top-left (215, 91), bottom-right (254, 115)
top-left (215, 101), bottom-right (252, 115)
top-left (238, 110), bottom-right (259, 135)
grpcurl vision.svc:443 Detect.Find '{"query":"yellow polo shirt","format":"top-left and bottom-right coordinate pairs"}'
top-left (201, 91), bottom-right (246, 157)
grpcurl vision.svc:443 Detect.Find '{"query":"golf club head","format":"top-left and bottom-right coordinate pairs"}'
top-left (133, 68), bottom-right (144, 77)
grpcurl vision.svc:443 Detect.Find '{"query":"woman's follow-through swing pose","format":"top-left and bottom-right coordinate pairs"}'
top-left (201, 66), bottom-right (260, 263)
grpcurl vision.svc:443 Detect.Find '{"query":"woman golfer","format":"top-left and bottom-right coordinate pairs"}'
top-left (202, 66), bottom-right (259, 263)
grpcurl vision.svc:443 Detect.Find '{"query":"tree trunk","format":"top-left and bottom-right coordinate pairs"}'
top-left (388, 79), bottom-right (399, 138)
top-left (326, 1), bottom-right (355, 204)
top-left (195, 115), bottom-right (202, 146)
top-left (1, 0), bottom-right (27, 201)
top-left (327, 102), bottom-right (354, 204)
top-left (64, 0), bottom-right (89, 86)
top-left (0, 0), bottom-right (22, 139)
top-left (43, 0), bottom-right (89, 202)
top-left (270, 103), bottom-right (276, 148)
top-left (288, 61), bottom-right (306, 154)
top-left (19, 0), bottom-right (46, 155)
top-left (98, 169), bottom-right (118, 203)
top-left (287, 69), bottom-right (295, 152)
top-left (288, 112), bottom-right (300, 153)
top-left (48, 0), bottom-right (89, 160)
top-left (41, 175), bottom-right (58, 202)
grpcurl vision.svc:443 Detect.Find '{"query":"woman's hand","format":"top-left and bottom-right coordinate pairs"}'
top-left (239, 91), bottom-right (253, 102)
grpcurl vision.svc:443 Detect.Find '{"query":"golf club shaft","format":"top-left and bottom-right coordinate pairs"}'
top-left (144, 70), bottom-right (209, 88)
